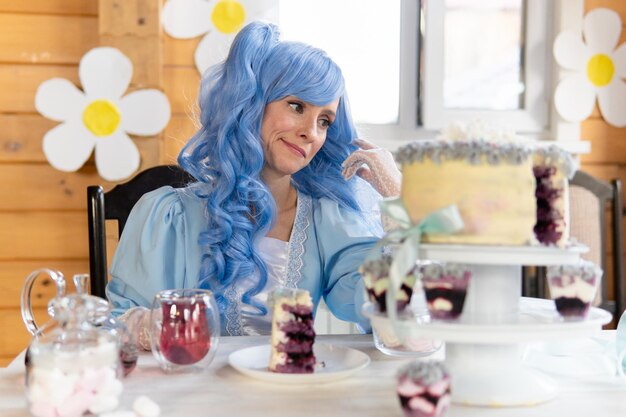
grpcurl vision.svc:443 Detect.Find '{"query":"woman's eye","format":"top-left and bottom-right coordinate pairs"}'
top-left (318, 118), bottom-right (331, 129)
top-left (288, 102), bottom-right (303, 113)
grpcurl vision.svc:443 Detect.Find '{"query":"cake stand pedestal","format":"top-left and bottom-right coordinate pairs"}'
top-left (411, 244), bottom-right (611, 407)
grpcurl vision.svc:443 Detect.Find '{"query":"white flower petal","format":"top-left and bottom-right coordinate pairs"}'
top-left (79, 47), bottom-right (133, 100)
top-left (43, 121), bottom-right (96, 172)
top-left (613, 43), bottom-right (626, 78)
top-left (553, 31), bottom-right (589, 71)
top-left (195, 31), bottom-right (236, 74)
top-left (119, 90), bottom-right (171, 136)
top-left (554, 74), bottom-right (596, 122)
top-left (35, 78), bottom-right (88, 122)
top-left (162, 0), bottom-right (214, 39)
top-left (597, 79), bottom-right (626, 127)
top-left (583, 8), bottom-right (622, 53)
top-left (94, 131), bottom-right (140, 181)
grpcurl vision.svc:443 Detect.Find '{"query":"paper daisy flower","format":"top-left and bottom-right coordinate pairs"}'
top-left (553, 8), bottom-right (626, 127)
top-left (162, 0), bottom-right (277, 74)
top-left (35, 47), bottom-right (171, 181)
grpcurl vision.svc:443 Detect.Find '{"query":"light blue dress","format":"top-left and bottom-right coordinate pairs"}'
top-left (107, 183), bottom-right (383, 335)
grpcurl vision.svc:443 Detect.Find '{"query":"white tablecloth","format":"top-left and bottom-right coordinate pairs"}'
top-left (2, 333), bottom-right (626, 417)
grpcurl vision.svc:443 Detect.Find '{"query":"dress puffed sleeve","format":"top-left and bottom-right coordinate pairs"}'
top-left (312, 192), bottom-right (383, 332)
top-left (107, 186), bottom-right (203, 317)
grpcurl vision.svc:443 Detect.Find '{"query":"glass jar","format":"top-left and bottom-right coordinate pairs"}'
top-left (21, 269), bottom-right (124, 417)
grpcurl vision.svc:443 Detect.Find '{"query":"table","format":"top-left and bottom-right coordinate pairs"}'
top-left (2, 334), bottom-right (626, 417)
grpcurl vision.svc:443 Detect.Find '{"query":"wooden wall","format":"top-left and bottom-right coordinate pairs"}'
top-left (0, 0), bottom-right (199, 366)
top-left (580, 0), bottom-right (626, 318)
top-left (0, 0), bottom-right (625, 366)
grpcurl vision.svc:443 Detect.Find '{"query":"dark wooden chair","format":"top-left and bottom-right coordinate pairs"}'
top-left (87, 165), bottom-right (195, 298)
top-left (522, 170), bottom-right (625, 324)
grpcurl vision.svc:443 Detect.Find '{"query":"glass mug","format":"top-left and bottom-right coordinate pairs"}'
top-left (150, 289), bottom-right (220, 372)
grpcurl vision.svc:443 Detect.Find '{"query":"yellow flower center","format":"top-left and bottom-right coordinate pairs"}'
top-left (586, 53), bottom-right (615, 87)
top-left (82, 99), bottom-right (121, 137)
top-left (211, 0), bottom-right (246, 34)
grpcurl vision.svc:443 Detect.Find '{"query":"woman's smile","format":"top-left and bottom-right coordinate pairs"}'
top-left (280, 139), bottom-right (306, 158)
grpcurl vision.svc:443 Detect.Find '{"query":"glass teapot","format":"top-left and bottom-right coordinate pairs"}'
top-left (20, 269), bottom-right (136, 417)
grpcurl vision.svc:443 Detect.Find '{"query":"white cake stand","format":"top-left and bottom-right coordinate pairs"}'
top-left (408, 243), bottom-right (612, 407)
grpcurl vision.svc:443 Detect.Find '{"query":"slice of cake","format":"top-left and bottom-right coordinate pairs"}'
top-left (360, 253), bottom-right (417, 314)
top-left (268, 288), bottom-right (316, 373)
top-left (547, 261), bottom-right (601, 319)
top-left (533, 145), bottom-right (576, 247)
top-left (420, 262), bottom-right (471, 320)
top-left (397, 360), bottom-right (451, 417)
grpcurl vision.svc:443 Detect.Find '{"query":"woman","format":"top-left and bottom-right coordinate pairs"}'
top-left (108, 21), bottom-right (400, 342)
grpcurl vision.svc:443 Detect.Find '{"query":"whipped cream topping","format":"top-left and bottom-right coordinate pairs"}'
top-left (396, 138), bottom-right (533, 166)
top-left (419, 262), bottom-right (471, 285)
top-left (534, 145), bottom-right (579, 179)
top-left (397, 360), bottom-right (449, 385)
top-left (548, 261), bottom-right (601, 286)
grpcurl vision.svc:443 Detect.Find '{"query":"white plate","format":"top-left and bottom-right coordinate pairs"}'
top-left (228, 343), bottom-right (370, 384)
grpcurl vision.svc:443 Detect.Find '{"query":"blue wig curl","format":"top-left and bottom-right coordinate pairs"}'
top-left (178, 21), bottom-right (361, 320)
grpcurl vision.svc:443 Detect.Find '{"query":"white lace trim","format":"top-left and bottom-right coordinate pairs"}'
top-left (222, 192), bottom-right (311, 335)
top-left (285, 192), bottom-right (311, 288)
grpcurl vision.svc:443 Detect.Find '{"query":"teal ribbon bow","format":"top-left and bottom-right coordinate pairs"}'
top-left (368, 198), bottom-right (464, 337)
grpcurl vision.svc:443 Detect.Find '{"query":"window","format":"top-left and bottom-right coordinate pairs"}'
top-left (278, 0), bottom-right (553, 147)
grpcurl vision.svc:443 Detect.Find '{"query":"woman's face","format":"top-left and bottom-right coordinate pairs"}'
top-left (260, 95), bottom-right (339, 178)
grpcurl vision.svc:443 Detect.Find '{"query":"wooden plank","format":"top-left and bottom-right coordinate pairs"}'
top-left (0, 211), bottom-right (88, 260)
top-left (0, 1), bottom-right (98, 15)
top-left (0, 260), bottom-right (89, 309)
top-left (0, 115), bottom-right (55, 162)
top-left (0, 307), bottom-right (46, 359)
top-left (0, 64), bottom-right (78, 113)
top-left (99, 36), bottom-right (163, 87)
top-left (162, 115), bottom-right (197, 164)
top-left (0, 114), bottom-right (163, 166)
top-left (0, 164), bottom-right (116, 210)
top-left (580, 119), bottom-right (626, 164)
top-left (0, 14), bottom-right (98, 64)
top-left (99, 0), bottom-right (160, 37)
top-left (100, 0), bottom-right (162, 87)
top-left (585, 0), bottom-right (626, 18)
top-left (164, 37), bottom-right (199, 67)
top-left (163, 66), bottom-right (201, 115)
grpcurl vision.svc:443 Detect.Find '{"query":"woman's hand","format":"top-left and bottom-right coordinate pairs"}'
top-left (341, 138), bottom-right (401, 197)
top-left (118, 306), bottom-right (152, 351)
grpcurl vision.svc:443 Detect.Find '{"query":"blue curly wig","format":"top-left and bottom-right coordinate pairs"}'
top-left (178, 21), bottom-right (361, 318)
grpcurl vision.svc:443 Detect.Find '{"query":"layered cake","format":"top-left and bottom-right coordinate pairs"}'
top-left (420, 262), bottom-right (471, 320)
top-left (395, 122), bottom-right (576, 247)
top-left (269, 288), bottom-right (316, 373)
top-left (533, 147), bottom-right (573, 246)
top-left (397, 360), bottom-right (451, 417)
top-left (360, 253), bottom-right (417, 313)
top-left (547, 261), bottom-right (601, 319)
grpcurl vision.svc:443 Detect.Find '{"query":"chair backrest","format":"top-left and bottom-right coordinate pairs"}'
top-left (523, 170), bottom-right (625, 324)
top-left (87, 165), bottom-right (195, 298)
top-left (570, 171), bottom-right (625, 318)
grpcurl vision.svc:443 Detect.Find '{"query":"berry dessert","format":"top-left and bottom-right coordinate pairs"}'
top-left (269, 288), bottom-right (316, 373)
top-left (547, 261), bottom-right (601, 319)
top-left (360, 253), bottom-right (417, 313)
top-left (420, 263), bottom-right (471, 320)
top-left (397, 360), bottom-right (451, 417)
